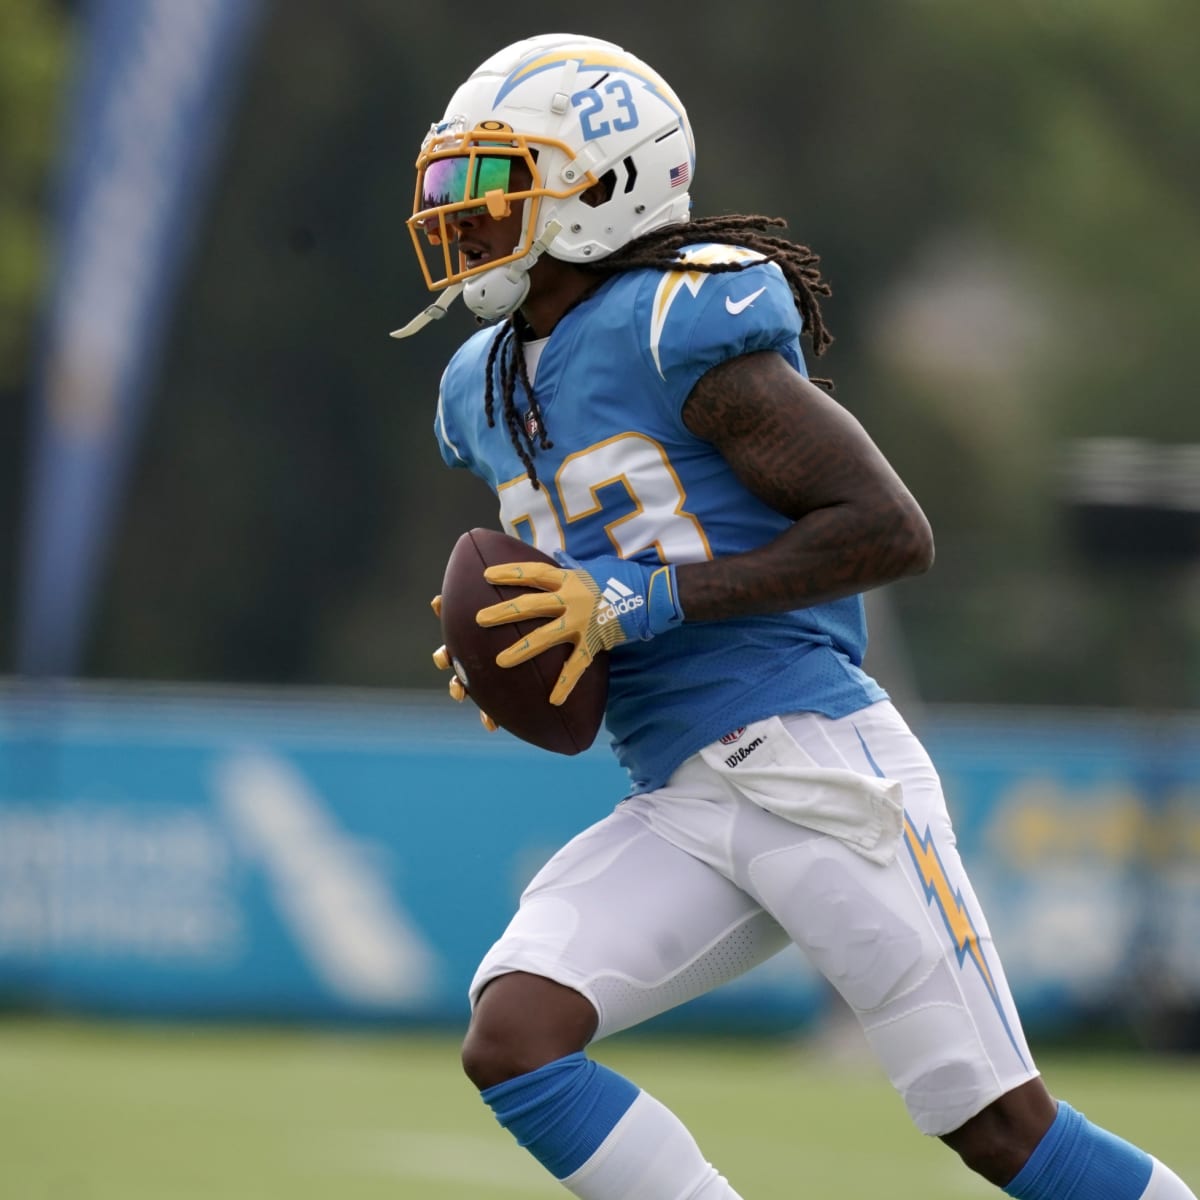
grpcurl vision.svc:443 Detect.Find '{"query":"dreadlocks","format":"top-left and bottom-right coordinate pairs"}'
top-left (482, 214), bottom-right (834, 488)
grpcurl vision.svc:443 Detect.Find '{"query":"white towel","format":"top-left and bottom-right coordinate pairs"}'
top-left (698, 716), bottom-right (904, 865)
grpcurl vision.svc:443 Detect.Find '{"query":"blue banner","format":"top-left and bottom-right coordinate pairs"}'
top-left (1, 687), bottom-right (1197, 1034)
top-left (0, 688), bottom-right (826, 1027)
top-left (16, 0), bottom-right (262, 676)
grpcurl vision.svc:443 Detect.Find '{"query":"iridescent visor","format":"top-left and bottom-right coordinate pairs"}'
top-left (420, 155), bottom-right (512, 211)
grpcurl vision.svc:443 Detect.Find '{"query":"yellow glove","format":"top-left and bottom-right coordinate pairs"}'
top-left (477, 554), bottom-right (683, 706)
top-left (430, 594), bottom-right (498, 732)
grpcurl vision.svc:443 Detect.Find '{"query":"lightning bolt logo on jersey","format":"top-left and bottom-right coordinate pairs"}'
top-left (435, 243), bottom-right (887, 792)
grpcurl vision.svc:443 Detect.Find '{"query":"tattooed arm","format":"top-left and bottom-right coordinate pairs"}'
top-left (677, 350), bottom-right (934, 621)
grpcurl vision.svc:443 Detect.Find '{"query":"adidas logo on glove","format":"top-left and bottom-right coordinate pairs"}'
top-left (596, 577), bottom-right (645, 625)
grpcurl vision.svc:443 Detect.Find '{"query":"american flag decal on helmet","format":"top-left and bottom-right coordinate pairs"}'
top-left (669, 162), bottom-right (690, 188)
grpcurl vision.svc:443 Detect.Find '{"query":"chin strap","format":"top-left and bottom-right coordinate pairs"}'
top-left (389, 282), bottom-right (465, 340)
top-left (462, 220), bottom-right (564, 321)
top-left (389, 221), bottom-right (564, 337)
top-left (520, 219), bottom-right (563, 275)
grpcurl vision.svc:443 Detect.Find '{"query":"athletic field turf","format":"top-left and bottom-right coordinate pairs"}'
top-left (3, 1019), bottom-right (1197, 1198)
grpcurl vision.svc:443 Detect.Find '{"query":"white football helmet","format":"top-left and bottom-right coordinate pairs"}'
top-left (394, 33), bottom-right (695, 333)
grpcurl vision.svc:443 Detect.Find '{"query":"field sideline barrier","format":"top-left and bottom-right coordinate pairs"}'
top-left (0, 682), bottom-right (1196, 1036)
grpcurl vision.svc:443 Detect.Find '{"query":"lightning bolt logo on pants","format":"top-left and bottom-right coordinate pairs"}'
top-left (903, 814), bottom-right (1028, 1068)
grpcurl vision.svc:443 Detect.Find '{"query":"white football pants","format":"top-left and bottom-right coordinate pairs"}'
top-left (471, 700), bottom-right (1038, 1135)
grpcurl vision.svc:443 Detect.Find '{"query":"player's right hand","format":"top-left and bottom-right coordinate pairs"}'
top-left (430, 595), bottom-right (498, 732)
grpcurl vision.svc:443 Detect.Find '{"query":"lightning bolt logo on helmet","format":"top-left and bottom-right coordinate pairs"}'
top-left (394, 34), bottom-right (696, 337)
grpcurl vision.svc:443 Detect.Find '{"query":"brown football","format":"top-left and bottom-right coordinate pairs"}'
top-left (438, 527), bottom-right (609, 755)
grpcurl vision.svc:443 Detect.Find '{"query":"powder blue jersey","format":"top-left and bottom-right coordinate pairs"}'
top-left (435, 244), bottom-right (886, 792)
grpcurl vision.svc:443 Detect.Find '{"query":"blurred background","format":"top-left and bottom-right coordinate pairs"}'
top-left (1, 1), bottom-right (1198, 1196)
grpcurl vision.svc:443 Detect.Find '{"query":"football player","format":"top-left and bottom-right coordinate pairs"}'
top-left (397, 32), bottom-right (1196, 1200)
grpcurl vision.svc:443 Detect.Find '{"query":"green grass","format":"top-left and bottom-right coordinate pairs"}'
top-left (2, 1018), bottom-right (1198, 1199)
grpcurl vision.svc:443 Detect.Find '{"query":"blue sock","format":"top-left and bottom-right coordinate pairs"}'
top-left (480, 1052), bottom-right (639, 1180)
top-left (1004, 1101), bottom-right (1153, 1199)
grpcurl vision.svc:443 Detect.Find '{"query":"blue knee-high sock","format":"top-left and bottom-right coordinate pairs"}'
top-left (1004, 1101), bottom-right (1153, 1199)
top-left (480, 1052), bottom-right (639, 1180)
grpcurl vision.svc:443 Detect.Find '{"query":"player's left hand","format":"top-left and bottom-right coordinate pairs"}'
top-left (477, 553), bottom-right (684, 705)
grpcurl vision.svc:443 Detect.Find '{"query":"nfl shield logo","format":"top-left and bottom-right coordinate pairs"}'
top-left (719, 727), bottom-right (746, 745)
top-left (524, 410), bottom-right (539, 439)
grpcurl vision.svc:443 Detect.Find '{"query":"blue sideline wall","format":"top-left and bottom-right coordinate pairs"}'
top-left (0, 684), bottom-right (1196, 1035)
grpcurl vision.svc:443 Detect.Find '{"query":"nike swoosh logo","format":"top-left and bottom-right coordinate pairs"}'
top-left (725, 286), bottom-right (767, 315)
